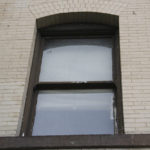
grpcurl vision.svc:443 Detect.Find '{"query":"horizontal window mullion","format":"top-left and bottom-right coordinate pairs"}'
top-left (34, 81), bottom-right (116, 91)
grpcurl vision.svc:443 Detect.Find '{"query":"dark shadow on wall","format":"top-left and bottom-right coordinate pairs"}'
top-left (36, 12), bottom-right (119, 29)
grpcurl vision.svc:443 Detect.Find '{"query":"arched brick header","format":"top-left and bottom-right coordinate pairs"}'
top-left (30, 0), bottom-right (128, 29)
top-left (29, 0), bottom-right (128, 20)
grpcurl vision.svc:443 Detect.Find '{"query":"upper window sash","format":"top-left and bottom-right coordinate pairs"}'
top-left (39, 38), bottom-right (113, 82)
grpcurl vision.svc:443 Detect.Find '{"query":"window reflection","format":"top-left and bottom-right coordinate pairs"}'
top-left (32, 90), bottom-right (114, 136)
top-left (39, 39), bottom-right (112, 82)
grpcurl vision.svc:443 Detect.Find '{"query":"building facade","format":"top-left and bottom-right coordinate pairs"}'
top-left (0, 0), bottom-right (150, 149)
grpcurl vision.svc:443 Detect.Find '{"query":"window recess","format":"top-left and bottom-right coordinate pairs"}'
top-left (20, 24), bottom-right (124, 137)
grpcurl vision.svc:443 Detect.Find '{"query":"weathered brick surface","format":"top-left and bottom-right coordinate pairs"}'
top-left (0, 1), bottom-right (150, 146)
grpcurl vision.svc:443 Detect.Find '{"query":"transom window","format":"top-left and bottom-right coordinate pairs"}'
top-left (21, 23), bottom-right (124, 136)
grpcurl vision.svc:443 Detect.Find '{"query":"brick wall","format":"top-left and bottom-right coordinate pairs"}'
top-left (0, 0), bottom-right (150, 148)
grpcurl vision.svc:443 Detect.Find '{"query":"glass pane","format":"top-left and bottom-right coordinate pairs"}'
top-left (39, 39), bottom-right (112, 82)
top-left (32, 90), bottom-right (114, 136)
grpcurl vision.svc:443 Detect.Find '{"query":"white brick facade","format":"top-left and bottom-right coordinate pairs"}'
top-left (0, 0), bottom-right (150, 149)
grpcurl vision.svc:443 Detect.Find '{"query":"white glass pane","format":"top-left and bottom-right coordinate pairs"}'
top-left (32, 90), bottom-right (114, 136)
top-left (39, 39), bottom-right (112, 82)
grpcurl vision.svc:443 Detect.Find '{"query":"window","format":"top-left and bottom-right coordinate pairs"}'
top-left (21, 24), bottom-right (124, 136)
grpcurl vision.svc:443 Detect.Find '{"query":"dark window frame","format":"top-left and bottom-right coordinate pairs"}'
top-left (20, 23), bottom-right (124, 138)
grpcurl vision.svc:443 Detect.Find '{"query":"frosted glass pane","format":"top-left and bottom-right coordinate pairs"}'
top-left (32, 90), bottom-right (114, 136)
top-left (39, 39), bottom-right (112, 82)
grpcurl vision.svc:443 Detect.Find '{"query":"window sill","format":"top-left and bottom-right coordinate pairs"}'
top-left (0, 134), bottom-right (150, 149)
